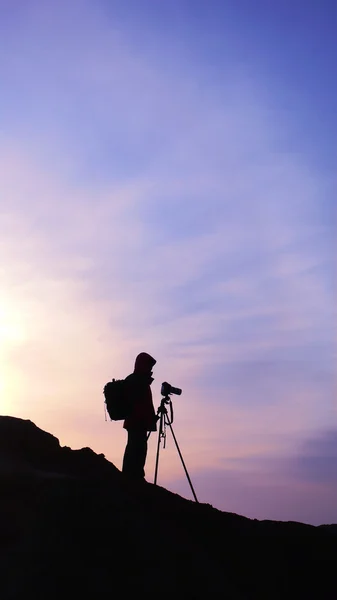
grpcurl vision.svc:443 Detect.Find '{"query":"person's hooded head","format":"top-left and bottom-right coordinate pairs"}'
top-left (134, 352), bottom-right (156, 377)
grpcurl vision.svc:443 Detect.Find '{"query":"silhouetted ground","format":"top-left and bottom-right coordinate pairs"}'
top-left (0, 416), bottom-right (336, 599)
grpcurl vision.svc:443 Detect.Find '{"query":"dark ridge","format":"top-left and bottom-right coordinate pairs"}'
top-left (0, 416), bottom-right (336, 599)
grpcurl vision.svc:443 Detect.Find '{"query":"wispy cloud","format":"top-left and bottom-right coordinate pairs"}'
top-left (168, 428), bottom-right (337, 525)
top-left (292, 429), bottom-right (337, 485)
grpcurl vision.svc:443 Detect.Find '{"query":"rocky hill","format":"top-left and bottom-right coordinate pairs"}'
top-left (0, 416), bottom-right (336, 599)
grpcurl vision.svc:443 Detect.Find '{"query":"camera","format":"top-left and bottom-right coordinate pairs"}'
top-left (161, 381), bottom-right (182, 396)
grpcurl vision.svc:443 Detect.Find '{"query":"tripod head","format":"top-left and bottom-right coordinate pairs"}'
top-left (157, 394), bottom-right (174, 424)
top-left (161, 394), bottom-right (171, 404)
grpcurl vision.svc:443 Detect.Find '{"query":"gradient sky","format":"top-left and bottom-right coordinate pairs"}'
top-left (0, 0), bottom-right (336, 525)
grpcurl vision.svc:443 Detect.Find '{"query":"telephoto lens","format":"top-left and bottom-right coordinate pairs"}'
top-left (161, 382), bottom-right (182, 396)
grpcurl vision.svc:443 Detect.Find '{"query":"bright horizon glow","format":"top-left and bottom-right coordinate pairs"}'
top-left (0, 301), bottom-right (27, 345)
top-left (0, 0), bottom-right (335, 526)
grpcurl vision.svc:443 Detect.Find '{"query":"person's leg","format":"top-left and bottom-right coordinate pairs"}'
top-left (122, 431), bottom-right (133, 475)
top-left (132, 429), bottom-right (147, 479)
top-left (122, 429), bottom-right (148, 479)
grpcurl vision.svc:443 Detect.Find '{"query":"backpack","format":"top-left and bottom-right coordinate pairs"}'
top-left (103, 378), bottom-right (132, 421)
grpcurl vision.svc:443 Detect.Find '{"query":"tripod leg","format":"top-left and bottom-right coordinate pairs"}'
top-left (154, 411), bottom-right (164, 485)
top-left (168, 422), bottom-right (199, 503)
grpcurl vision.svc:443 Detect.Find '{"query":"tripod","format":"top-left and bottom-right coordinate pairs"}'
top-left (152, 395), bottom-right (198, 503)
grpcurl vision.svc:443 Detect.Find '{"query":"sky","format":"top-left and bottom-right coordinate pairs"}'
top-left (0, 0), bottom-right (336, 525)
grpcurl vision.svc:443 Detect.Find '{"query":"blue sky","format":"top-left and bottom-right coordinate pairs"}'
top-left (0, 0), bottom-right (336, 524)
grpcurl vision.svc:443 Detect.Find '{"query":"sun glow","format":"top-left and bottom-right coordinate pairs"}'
top-left (0, 299), bottom-right (29, 413)
top-left (0, 301), bottom-right (27, 348)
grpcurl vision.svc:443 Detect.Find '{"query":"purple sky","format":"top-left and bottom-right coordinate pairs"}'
top-left (0, 0), bottom-right (336, 525)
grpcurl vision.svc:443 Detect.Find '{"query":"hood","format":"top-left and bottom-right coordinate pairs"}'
top-left (134, 352), bottom-right (156, 374)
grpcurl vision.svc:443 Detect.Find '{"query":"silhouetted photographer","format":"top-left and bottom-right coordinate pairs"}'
top-left (122, 352), bottom-right (157, 480)
top-left (103, 353), bottom-right (198, 498)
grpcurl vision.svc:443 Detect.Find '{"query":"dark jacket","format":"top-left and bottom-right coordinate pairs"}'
top-left (123, 353), bottom-right (157, 432)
